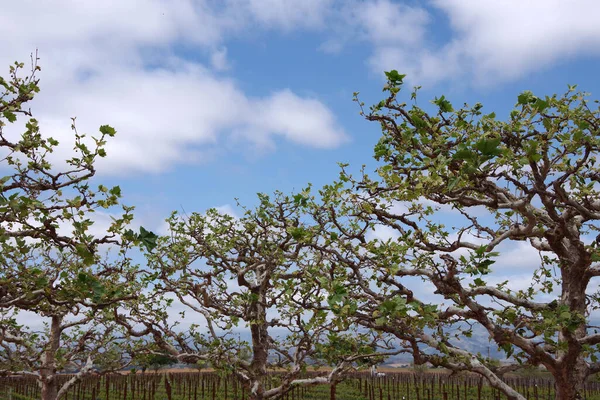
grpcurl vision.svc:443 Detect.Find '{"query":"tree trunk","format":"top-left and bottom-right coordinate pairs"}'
top-left (247, 281), bottom-right (269, 400)
top-left (41, 378), bottom-right (59, 400)
top-left (554, 379), bottom-right (583, 399)
top-left (554, 363), bottom-right (586, 400)
top-left (330, 383), bottom-right (337, 400)
top-left (247, 321), bottom-right (268, 400)
top-left (550, 235), bottom-right (590, 400)
top-left (39, 315), bottom-right (62, 400)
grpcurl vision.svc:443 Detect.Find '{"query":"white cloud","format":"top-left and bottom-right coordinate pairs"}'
top-left (0, 1), bottom-right (237, 59)
top-left (320, 0), bottom-right (430, 57)
top-left (320, 0), bottom-right (600, 86)
top-left (5, 0), bottom-right (597, 175)
top-left (35, 62), bottom-right (341, 174)
top-left (356, 0), bottom-right (430, 47)
top-left (434, 0), bottom-right (600, 82)
top-left (0, 0), bottom-right (347, 175)
top-left (242, 89), bottom-right (348, 150)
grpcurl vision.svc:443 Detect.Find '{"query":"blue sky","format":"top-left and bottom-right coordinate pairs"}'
top-left (2, 0), bottom-right (600, 292)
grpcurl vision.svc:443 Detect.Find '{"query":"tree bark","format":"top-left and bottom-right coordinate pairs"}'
top-left (554, 367), bottom-right (585, 400)
top-left (41, 379), bottom-right (59, 400)
top-left (247, 284), bottom-right (269, 400)
top-left (549, 233), bottom-right (590, 400)
top-left (40, 315), bottom-right (62, 400)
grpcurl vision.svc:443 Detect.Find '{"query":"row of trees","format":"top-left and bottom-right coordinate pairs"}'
top-left (1, 60), bottom-right (599, 400)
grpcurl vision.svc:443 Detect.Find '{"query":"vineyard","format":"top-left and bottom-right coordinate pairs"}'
top-left (2, 371), bottom-right (600, 400)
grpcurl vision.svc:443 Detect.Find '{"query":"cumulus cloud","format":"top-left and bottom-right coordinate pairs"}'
top-left (0, 0), bottom-right (347, 175)
top-left (241, 89), bottom-right (348, 150)
top-left (4, 0), bottom-right (596, 177)
top-left (356, 0), bottom-right (430, 47)
top-left (432, 0), bottom-right (600, 83)
top-left (320, 0), bottom-right (430, 55)
top-left (321, 0), bottom-right (600, 86)
top-left (30, 62), bottom-right (346, 174)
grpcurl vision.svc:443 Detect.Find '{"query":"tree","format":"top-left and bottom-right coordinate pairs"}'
top-left (0, 57), bottom-right (157, 400)
top-left (134, 353), bottom-right (177, 373)
top-left (0, 242), bottom-right (145, 400)
top-left (314, 333), bottom-right (387, 400)
top-left (312, 71), bottom-right (600, 400)
top-left (120, 193), bottom-right (383, 400)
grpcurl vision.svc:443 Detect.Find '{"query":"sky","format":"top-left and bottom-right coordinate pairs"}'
top-left (3, 0), bottom-right (600, 346)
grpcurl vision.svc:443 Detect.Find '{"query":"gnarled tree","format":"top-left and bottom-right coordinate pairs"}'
top-left (312, 72), bottom-right (600, 400)
top-left (0, 238), bottom-right (147, 400)
top-left (121, 193), bottom-right (383, 400)
top-left (0, 57), bottom-right (157, 400)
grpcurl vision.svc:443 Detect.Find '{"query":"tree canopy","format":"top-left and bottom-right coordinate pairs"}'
top-left (120, 193), bottom-right (386, 400)
top-left (3, 55), bottom-right (600, 400)
top-left (307, 71), bottom-right (600, 400)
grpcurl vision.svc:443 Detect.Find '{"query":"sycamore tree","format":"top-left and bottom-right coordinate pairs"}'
top-left (133, 353), bottom-right (177, 373)
top-left (0, 241), bottom-right (145, 400)
top-left (0, 57), bottom-right (157, 400)
top-left (120, 193), bottom-right (384, 400)
top-left (310, 71), bottom-right (600, 400)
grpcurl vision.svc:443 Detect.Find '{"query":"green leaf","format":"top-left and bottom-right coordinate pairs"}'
top-left (447, 177), bottom-right (460, 191)
top-left (453, 149), bottom-right (475, 161)
top-left (290, 227), bottom-right (308, 241)
top-left (533, 98), bottom-right (549, 112)
top-left (138, 226), bottom-right (158, 252)
top-left (99, 125), bottom-right (116, 137)
top-left (109, 186), bottom-right (121, 197)
top-left (473, 278), bottom-right (485, 287)
top-left (518, 156), bottom-right (530, 166)
top-left (75, 244), bottom-right (95, 265)
top-left (475, 137), bottom-right (502, 157)
top-left (517, 91), bottom-right (536, 105)
top-left (293, 193), bottom-right (307, 206)
top-left (374, 141), bottom-right (389, 159)
top-left (432, 95), bottom-right (453, 113)
top-left (384, 70), bottom-right (406, 86)
top-left (3, 111), bottom-right (16, 123)
top-left (123, 229), bottom-right (136, 242)
top-left (77, 272), bottom-right (89, 283)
